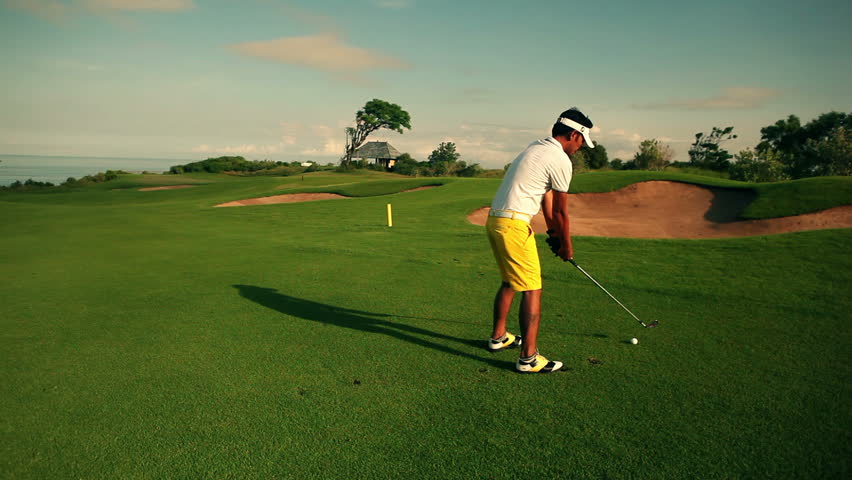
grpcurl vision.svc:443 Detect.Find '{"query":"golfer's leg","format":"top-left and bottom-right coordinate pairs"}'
top-left (491, 282), bottom-right (514, 339)
top-left (519, 289), bottom-right (542, 358)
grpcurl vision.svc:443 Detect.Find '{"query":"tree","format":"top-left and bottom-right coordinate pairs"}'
top-left (570, 149), bottom-right (588, 173)
top-left (728, 149), bottom-right (789, 183)
top-left (428, 142), bottom-right (460, 176)
top-left (688, 126), bottom-right (737, 171)
top-left (582, 143), bottom-right (608, 169)
top-left (804, 126), bottom-right (851, 176)
top-left (428, 142), bottom-right (460, 164)
top-left (633, 139), bottom-right (673, 171)
top-left (756, 111), bottom-right (851, 178)
top-left (455, 161), bottom-right (483, 177)
top-left (392, 153), bottom-right (419, 176)
top-left (341, 99), bottom-right (411, 167)
top-left (609, 158), bottom-right (624, 170)
top-left (757, 114), bottom-right (802, 155)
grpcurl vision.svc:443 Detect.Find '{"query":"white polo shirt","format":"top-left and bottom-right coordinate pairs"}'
top-left (490, 136), bottom-right (573, 217)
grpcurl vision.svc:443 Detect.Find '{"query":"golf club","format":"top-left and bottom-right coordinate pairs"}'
top-left (569, 259), bottom-right (658, 328)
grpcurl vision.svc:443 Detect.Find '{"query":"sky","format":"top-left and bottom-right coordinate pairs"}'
top-left (1, 0), bottom-right (850, 168)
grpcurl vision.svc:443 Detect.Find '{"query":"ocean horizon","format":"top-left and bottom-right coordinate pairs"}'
top-left (0, 154), bottom-right (187, 186)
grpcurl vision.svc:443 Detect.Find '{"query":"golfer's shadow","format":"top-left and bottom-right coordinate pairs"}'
top-left (232, 285), bottom-right (513, 370)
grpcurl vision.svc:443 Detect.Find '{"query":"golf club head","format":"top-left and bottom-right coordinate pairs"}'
top-left (569, 259), bottom-right (656, 330)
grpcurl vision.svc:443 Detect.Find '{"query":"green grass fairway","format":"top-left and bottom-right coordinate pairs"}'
top-left (1, 172), bottom-right (850, 479)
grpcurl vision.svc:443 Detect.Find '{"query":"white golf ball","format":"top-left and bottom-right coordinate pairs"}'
top-left (630, 338), bottom-right (638, 345)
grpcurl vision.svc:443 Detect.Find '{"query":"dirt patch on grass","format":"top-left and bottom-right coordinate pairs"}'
top-left (215, 193), bottom-right (347, 207)
top-left (467, 181), bottom-right (852, 239)
top-left (138, 185), bottom-right (196, 191)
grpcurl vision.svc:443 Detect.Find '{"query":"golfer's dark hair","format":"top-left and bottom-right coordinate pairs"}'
top-left (552, 107), bottom-right (593, 138)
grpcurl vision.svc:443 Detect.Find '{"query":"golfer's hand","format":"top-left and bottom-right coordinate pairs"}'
top-left (558, 238), bottom-right (574, 262)
top-left (545, 233), bottom-right (561, 257)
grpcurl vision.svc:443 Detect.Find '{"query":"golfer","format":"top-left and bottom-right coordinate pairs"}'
top-left (485, 107), bottom-right (594, 373)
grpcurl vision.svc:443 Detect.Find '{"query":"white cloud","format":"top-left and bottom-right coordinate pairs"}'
top-left (186, 120), bottom-right (348, 160)
top-left (228, 33), bottom-right (411, 75)
top-left (300, 138), bottom-right (344, 157)
top-left (384, 123), bottom-right (544, 169)
top-left (4, 0), bottom-right (193, 22)
top-left (310, 124), bottom-right (335, 137)
top-left (4, 0), bottom-right (73, 22)
top-left (81, 0), bottom-right (193, 11)
top-left (371, 0), bottom-right (414, 9)
top-left (633, 87), bottom-right (782, 110)
top-left (54, 59), bottom-right (106, 71)
top-left (597, 128), bottom-right (645, 160)
top-left (275, 4), bottom-right (339, 31)
top-left (279, 123), bottom-right (341, 143)
top-left (191, 143), bottom-right (284, 156)
top-left (275, 122), bottom-right (344, 157)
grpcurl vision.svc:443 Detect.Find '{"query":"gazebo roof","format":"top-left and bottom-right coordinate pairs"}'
top-left (354, 141), bottom-right (401, 159)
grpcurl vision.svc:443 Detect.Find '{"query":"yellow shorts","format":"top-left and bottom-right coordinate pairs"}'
top-left (486, 215), bottom-right (542, 292)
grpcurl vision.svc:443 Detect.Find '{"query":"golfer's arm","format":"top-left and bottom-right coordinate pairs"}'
top-left (551, 190), bottom-right (572, 253)
top-left (541, 190), bottom-right (557, 233)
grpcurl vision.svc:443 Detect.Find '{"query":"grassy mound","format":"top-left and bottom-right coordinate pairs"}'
top-left (744, 176), bottom-right (852, 218)
top-left (572, 171), bottom-right (852, 219)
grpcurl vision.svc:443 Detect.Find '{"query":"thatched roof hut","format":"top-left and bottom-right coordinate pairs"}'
top-left (354, 141), bottom-right (401, 168)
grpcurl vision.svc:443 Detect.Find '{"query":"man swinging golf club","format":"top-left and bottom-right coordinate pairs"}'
top-left (485, 107), bottom-right (594, 373)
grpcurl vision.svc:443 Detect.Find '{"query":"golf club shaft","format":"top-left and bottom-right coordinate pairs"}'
top-left (569, 260), bottom-right (647, 327)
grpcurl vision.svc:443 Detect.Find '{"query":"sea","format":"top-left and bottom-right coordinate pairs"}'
top-left (0, 155), bottom-right (185, 186)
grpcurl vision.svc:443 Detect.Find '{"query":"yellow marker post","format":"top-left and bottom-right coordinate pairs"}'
top-left (387, 203), bottom-right (393, 227)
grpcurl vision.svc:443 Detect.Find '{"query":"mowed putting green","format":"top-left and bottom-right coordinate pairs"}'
top-left (1, 171), bottom-right (850, 479)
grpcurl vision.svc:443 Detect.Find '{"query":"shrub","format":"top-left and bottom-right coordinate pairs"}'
top-left (392, 153), bottom-right (419, 176)
top-left (456, 161), bottom-right (483, 177)
top-left (1, 179), bottom-right (54, 190)
top-left (634, 139), bottom-right (673, 171)
top-left (571, 149), bottom-right (588, 173)
top-left (729, 149), bottom-right (790, 183)
top-left (478, 169), bottom-right (506, 178)
top-left (803, 126), bottom-right (851, 176)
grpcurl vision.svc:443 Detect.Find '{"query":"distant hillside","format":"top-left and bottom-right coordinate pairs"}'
top-left (169, 156), bottom-right (286, 174)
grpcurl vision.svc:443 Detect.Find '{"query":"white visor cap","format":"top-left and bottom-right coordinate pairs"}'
top-left (558, 117), bottom-right (594, 148)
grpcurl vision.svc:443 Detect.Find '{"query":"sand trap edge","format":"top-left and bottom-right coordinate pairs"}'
top-left (215, 193), bottom-right (348, 207)
top-left (138, 185), bottom-right (197, 191)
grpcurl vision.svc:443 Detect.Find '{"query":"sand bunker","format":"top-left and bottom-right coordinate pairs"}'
top-left (215, 193), bottom-right (347, 207)
top-left (214, 185), bottom-right (439, 207)
top-left (139, 185), bottom-right (196, 191)
top-left (467, 181), bottom-right (852, 239)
